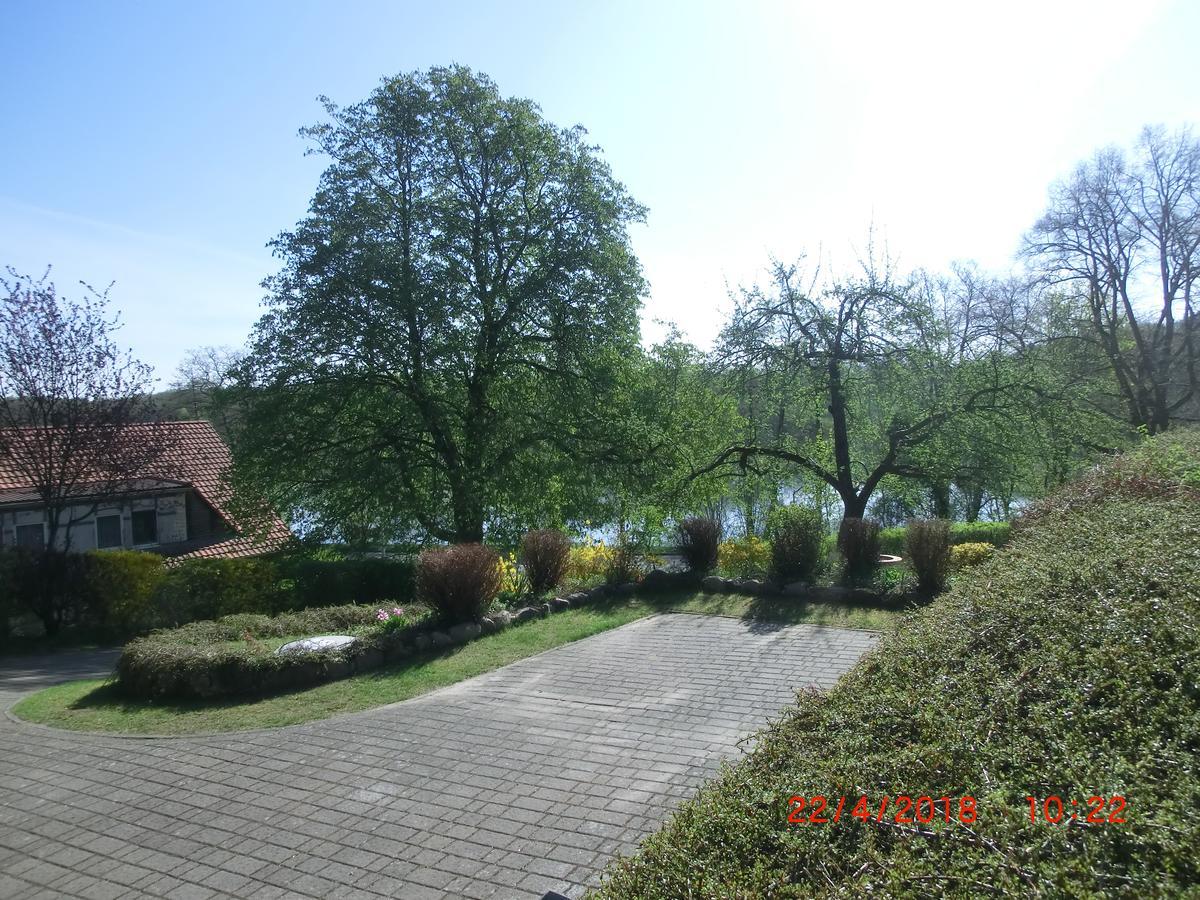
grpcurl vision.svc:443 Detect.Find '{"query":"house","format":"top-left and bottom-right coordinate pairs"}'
top-left (0, 420), bottom-right (290, 561)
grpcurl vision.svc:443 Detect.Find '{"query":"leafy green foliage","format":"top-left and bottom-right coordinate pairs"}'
top-left (677, 516), bottom-right (721, 573)
top-left (416, 544), bottom-right (501, 623)
top-left (274, 556), bottom-right (414, 610)
top-left (879, 520), bottom-right (1011, 555)
top-left (230, 65), bottom-right (647, 544)
top-left (593, 431), bottom-right (1200, 898)
top-left (84, 550), bottom-right (166, 631)
top-left (766, 505), bottom-right (824, 584)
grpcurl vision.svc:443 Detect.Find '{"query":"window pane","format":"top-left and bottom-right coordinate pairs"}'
top-left (131, 510), bottom-right (158, 545)
top-left (16, 523), bottom-right (45, 549)
top-left (96, 515), bottom-right (123, 549)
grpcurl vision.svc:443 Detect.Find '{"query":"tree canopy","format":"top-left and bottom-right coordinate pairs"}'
top-left (231, 66), bottom-right (647, 543)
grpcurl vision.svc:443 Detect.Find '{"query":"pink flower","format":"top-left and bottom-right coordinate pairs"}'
top-left (376, 609), bottom-right (389, 621)
top-left (392, 607), bottom-right (405, 618)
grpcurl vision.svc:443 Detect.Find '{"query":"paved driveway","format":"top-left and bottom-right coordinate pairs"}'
top-left (0, 614), bottom-right (877, 899)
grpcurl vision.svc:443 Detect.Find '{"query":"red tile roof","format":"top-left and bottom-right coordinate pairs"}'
top-left (0, 420), bottom-right (290, 559)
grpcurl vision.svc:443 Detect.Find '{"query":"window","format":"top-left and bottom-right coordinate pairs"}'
top-left (96, 515), bottom-right (123, 549)
top-left (131, 510), bottom-right (158, 545)
top-left (15, 523), bottom-right (45, 549)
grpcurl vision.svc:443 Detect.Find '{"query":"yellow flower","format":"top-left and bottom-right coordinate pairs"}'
top-left (718, 535), bottom-right (771, 578)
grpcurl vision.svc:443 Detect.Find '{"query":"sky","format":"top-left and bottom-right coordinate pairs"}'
top-left (1, 0), bottom-right (1198, 382)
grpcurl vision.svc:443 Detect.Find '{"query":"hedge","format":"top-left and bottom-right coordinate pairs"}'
top-left (0, 550), bottom-right (415, 637)
top-left (593, 429), bottom-right (1200, 897)
top-left (115, 604), bottom-right (429, 700)
top-left (879, 520), bottom-right (1011, 555)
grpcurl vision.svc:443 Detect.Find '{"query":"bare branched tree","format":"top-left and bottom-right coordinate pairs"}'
top-left (0, 267), bottom-right (174, 554)
top-left (1025, 125), bottom-right (1200, 433)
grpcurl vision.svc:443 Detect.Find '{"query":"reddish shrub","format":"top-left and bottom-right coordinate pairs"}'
top-left (416, 543), bottom-right (501, 623)
top-left (520, 529), bottom-right (571, 595)
top-left (678, 517), bottom-right (721, 573)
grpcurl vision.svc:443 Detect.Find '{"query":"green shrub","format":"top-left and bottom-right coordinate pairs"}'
top-left (84, 550), bottom-right (166, 631)
top-left (115, 603), bottom-right (428, 700)
top-left (594, 431), bottom-right (1200, 898)
top-left (416, 544), bottom-right (500, 623)
top-left (275, 557), bottom-right (414, 610)
top-left (950, 541), bottom-right (994, 569)
top-left (155, 558), bottom-right (281, 626)
top-left (880, 521), bottom-right (1011, 555)
top-left (519, 529), bottom-right (571, 594)
top-left (837, 517), bottom-right (881, 583)
top-left (0, 548), bottom-right (90, 635)
top-left (906, 518), bottom-right (952, 592)
top-left (766, 505), bottom-right (824, 584)
top-left (677, 517), bottom-right (721, 574)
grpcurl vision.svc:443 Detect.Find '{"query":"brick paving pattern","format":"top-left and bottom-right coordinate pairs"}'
top-left (0, 614), bottom-right (877, 899)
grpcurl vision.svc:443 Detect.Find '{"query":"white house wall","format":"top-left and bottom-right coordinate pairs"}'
top-left (0, 492), bottom-right (188, 551)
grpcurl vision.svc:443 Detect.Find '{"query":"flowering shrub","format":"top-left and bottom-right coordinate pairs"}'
top-left (374, 605), bottom-right (413, 633)
top-left (717, 535), bottom-right (771, 578)
top-left (567, 539), bottom-right (614, 581)
top-left (950, 542), bottom-right (994, 569)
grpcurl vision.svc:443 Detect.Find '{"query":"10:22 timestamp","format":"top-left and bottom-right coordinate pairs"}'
top-left (1027, 795), bottom-right (1126, 824)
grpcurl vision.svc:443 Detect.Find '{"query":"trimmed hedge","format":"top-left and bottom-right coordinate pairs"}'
top-left (879, 520), bottom-right (1012, 555)
top-left (0, 549), bottom-right (415, 637)
top-left (116, 604), bottom-right (428, 700)
top-left (593, 430), bottom-right (1200, 897)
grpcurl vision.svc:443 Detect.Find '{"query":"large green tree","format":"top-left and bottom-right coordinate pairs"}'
top-left (233, 66), bottom-right (646, 542)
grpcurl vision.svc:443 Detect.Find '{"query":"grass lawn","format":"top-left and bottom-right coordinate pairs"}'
top-left (10, 589), bottom-right (901, 736)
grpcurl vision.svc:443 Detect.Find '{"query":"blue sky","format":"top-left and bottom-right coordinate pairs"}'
top-left (2, 0), bottom-right (1198, 381)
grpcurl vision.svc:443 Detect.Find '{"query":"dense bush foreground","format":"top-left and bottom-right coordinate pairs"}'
top-left (594, 431), bottom-right (1200, 898)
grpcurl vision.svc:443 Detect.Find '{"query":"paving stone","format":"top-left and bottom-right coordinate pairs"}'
top-left (0, 615), bottom-right (876, 898)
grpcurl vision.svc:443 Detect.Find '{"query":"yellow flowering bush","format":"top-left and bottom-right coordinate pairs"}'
top-left (496, 552), bottom-right (529, 596)
top-left (567, 539), bottom-right (614, 581)
top-left (950, 542), bottom-right (994, 569)
top-left (718, 535), bottom-right (771, 578)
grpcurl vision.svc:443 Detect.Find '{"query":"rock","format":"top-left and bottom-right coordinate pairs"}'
top-left (448, 622), bottom-right (481, 644)
top-left (550, 597), bottom-right (570, 612)
top-left (429, 630), bottom-right (453, 648)
top-left (491, 610), bottom-right (512, 629)
top-left (479, 616), bottom-right (499, 635)
top-left (539, 603), bottom-right (552, 617)
top-left (412, 633), bottom-right (432, 652)
top-left (782, 580), bottom-right (810, 597)
top-left (701, 575), bottom-right (724, 593)
top-left (514, 607), bottom-right (539, 624)
top-left (567, 591), bottom-right (589, 604)
top-left (276, 634), bottom-right (358, 656)
top-left (614, 582), bottom-right (636, 597)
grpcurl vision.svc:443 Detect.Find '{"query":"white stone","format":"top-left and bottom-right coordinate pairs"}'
top-left (276, 635), bottom-right (358, 656)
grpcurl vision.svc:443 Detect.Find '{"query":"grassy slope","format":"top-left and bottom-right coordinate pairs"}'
top-left (11, 590), bottom-right (899, 736)
top-left (593, 431), bottom-right (1200, 899)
